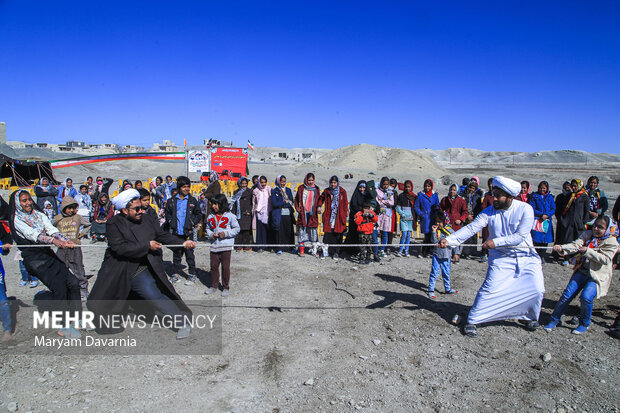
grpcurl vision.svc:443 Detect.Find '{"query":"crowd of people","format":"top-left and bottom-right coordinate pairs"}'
top-left (0, 172), bottom-right (618, 341)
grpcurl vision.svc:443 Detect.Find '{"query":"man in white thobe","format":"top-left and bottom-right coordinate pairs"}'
top-left (439, 176), bottom-right (545, 337)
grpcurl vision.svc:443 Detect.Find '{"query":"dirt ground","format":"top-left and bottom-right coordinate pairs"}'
top-left (0, 243), bottom-right (618, 412)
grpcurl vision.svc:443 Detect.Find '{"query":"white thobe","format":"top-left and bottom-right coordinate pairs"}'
top-left (446, 200), bottom-right (545, 325)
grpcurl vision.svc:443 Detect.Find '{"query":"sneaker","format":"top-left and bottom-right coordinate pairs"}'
top-left (276, 250), bottom-right (283, 255)
top-left (176, 324), bottom-right (191, 340)
top-left (19, 281), bottom-right (28, 287)
top-left (428, 291), bottom-right (437, 300)
top-left (572, 325), bottom-right (588, 335)
top-left (445, 289), bottom-right (457, 295)
top-left (404, 252), bottom-right (410, 257)
top-left (320, 255), bottom-right (325, 260)
top-left (333, 253), bottom-right (340, 261)
top-left (28, 281), bottom-right (40, 288)
top-left (561, 260), bottom-right (570, 267)
top-left (378, 251), bottom-right (386, 257)
top-left (373, 255), bottom-right (381, 262)
top-left (204, 287), bottom-right (218, 295)
top-left (543, 320), bottom-right (559, 332)
top-left (221, 289), bottom-right (230, 297)
top-left (169, 274), bottom-right (181, 283)
top-left (480, 255), bottom-right (488, 263)
top-left (463, 324), bottom-right (478, 338)
top-left (184, 274), bottom-right (197, 285)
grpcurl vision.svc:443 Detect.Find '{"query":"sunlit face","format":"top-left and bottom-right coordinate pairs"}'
top-left (592, 220), bottom-right (607, 238)
top-left (405, 182), bottom-right (412, 193)
top-left (538, 183), bottom-right (548, 194)
top-left (330, 180), bottom-right (338, 189)
top-left (260, 178), bottom-right (267, 187)
top-left (64, 205), bottom-right (77, 216)
top-left (359, 185), bottom-right (366, 194)
top-left (240, 180), bottom-right (248, 189)
top-left (563, 183), bottom-right (571, 192)
top-left (521, 183), bottom-right (529, 194)
top-left (100, 195), bottom-right (108, 204)
top-left (449, 186), bottom-right (457, 197)
top-left (424, 183), bottom-right (432, 192)
top-left (156, 178), bottom-right (162, 186)
top-left (381, 181), bottom-right (389, 190)
top-left (87, 177), bottom-right (93, 184)
top-left (124, 199), bottom-right (142, 222)
top-left (19, 192), bottom-right (33, 213)
top-left (211, 202), bottom-right (220, 213)
top-left (166, 176), bottom-right (172, 183)
top-left (135, 182), bottom-right (143, 189)
top-left (588, 179), bottom-right (598, 190)
top-left (306, 176), bottom-right (314, 186)
top-left (140, 196), bottom-right (150, 210)
top-left (179, 184), bottom-right (190, 196)
top-left (280, 177), bottom-right (287, 187)
top-left (41, 178), bottom-right (48, 186)
top-left (80, 187), bottom-right (88, 194)
top-left (66, 179), bottom-right (73, 187)
top-left (492, 188), bottom-right (510, 210)
top-left (571, 182), bottom-right (579, 192)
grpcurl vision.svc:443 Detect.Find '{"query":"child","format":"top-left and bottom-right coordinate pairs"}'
top-left (74, 184), bottom-right (92, 220)
top-left (544, 216), bottom-right (618, 334)
top-left (43, 200), bottom-right (55, 221)
top-left (354, 202), bottom-right (379, 264)
top-left (396, 180), bottom-right (416, 257)
top-left (428, 210), bottom-right (457, 299)
top-left (376, 177), bottom-right (395, 256)
top-left (205, 194), bottom-right (240, 297)
top-left (53, 196), bottom-right (92, 299)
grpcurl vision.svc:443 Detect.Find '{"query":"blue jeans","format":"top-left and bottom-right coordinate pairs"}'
top-left (399, 231), bottom-right (411, 253)
top-left (380, 231), bottom-right (389, 252)
top-left (0, 266), bottom-right (12, 332)
top-left (371, 230), bottom-right (379, 255)
top-left (20, 261), bottom-right (39, 282)
top-left (549, 271), bottom-right (597, 327)
top-left (429, 256), bottom-right (451, 292)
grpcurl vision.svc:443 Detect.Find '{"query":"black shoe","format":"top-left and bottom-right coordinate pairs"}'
top-left (373, 255), bottom-right (381, 262)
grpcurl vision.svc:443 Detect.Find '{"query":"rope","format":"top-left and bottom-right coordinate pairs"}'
top-left (12, 242), bottom-right (554, 250)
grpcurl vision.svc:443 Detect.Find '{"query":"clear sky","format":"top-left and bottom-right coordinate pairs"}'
top-left (1, 1), bottom-right (619, 152)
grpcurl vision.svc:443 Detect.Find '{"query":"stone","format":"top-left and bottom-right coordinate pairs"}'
top-left (7, 402), bottom-right (18, 412)
top-left (37, 377), bottom-right (47, 383)
top-left (372, 339), bottom-right (381, 346)
top-left (542, 353), bottom-right (552, 362)
top-left (304, 378), bottom-right (314, 386)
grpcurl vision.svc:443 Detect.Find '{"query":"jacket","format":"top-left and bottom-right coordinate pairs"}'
top-left (56, 181), bottom-right (78, 213)
top-left (252, 186), bottom-right (272, 225)
top-left (354, 210), bottom-right (378, 235)
top-left (376, 188), bottom-right (395, 232)
top-left (431, 226), bottom-right (455, 259)
top-left (34, 184), bottom-right (58, 211)
top-left (294, 184), bottom-right (321, 228)
top-left (318, 187), bottom-right (349, 233)
top-left (270, 186), bottom-right (295, 230)
top-left (560, 231), bottom-right (619, 299)
top-left (439, 196), bottom-right (468, 231)
top-left (205, 212), bottom-right (241, 253)
top-left (52, 196), bottom-right (91, 244)
top-left (414, 191), bottom-right (440, 234)
top-left (164, 194), bottom-right (202, 236)
top-left (529, 192), bottom-right (556, 244)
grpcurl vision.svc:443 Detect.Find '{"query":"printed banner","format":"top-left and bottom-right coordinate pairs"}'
top-left (210, 147), bottom-right (248, 180)
top-left (188, 150), bottom-right (211, 172)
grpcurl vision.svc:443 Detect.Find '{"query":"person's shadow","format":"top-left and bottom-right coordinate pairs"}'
top-left (366, 273), bottom-right (470, 325)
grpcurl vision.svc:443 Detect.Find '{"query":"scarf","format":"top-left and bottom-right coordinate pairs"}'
top-left (13, 191), bottom-right (47, 235)
top-left (588, 185), bottom-right (601, 212)
top-left (448, 184), bottom-right (458, 200)
top-left (97, 194), bottom-right (112, 217)
top-left (303, 174), bottom-right (317, 215)
top-left (350, 181), bottom-right (368, 214)
top-left (572, 221), bottom-right (613, 271)
top-left (328, 176), bottom-right (340, 226)
top-left (36, 181), bottom-right (52, 192)
top-left (424, 179), bottom-right (434, 199)
top-left (231, 177), bottom-right (248, 219)
top-left (563, 180), bottom-right (587, 216)
top-left (43, 201), bottom-right (54, 220)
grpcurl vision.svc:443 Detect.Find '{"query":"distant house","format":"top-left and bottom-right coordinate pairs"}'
top-left (203, 139), bottom-right (234, 147)
top-left (66, 140), bottom-right (85, 148)
top-left (122, 145), bottom-right (145, 152)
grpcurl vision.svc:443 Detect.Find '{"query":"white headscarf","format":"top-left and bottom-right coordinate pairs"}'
top-left (111, 189), bottom-right (140, 210)
top-left (492, 176), bottom-right (521, 197)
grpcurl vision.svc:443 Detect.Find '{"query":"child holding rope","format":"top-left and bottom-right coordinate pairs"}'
top-left (428, 210), bottom-right (457, 299)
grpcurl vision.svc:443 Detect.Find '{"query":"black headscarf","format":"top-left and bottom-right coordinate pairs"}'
top-left (350, 180), bottom-right (370, 215)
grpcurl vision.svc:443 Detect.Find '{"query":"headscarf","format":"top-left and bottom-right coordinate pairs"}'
top-left (397, 180), bottom-right (416, 207)
top-left (470, 176), bottom-right (480, 186)
top-left (42, 200), bottom-right (55, 220)
top-left (13, 190), bottom-right (47, 235)
top-left (209, 171), bottom-right (219, 183)
top-left (448, 183), bottom-right (458, 200)
top-left (274, 175), bottom-right (291, 202)
top-left (328, 175), bottom-right (340, 226)
top-left (587, 176), bottom-right (602, 212)
top-left (424, 179), bottom-right (434, 199)
top-left (97, 193), bottom-right (112, 216)
top-left (231, 177), bottom-right (249, 219)
top-left (573, 217), bottom-right (614, 270)
top-left (517, 181), bottom-right (530, 203)
top-left (36, 177), bottom-right (52, 191)
top-left (61, 178), bottom-right (73, 197)
top-left (563, 179), bottom-right (588, 216)
top-left (350, 180), bottom-right (369, 214)
top-left (302, 173), bottom-right (317, 215)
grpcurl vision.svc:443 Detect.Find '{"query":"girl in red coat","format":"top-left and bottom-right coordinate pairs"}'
top-left (294, 173), bottom-right (322, 257)
top-left (319, 175), bottom-right (349, 260)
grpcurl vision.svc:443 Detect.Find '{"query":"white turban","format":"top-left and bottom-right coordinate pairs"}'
top-left (492, 176), bottom-right (521, 197)
top-left (111, 189), bottom-right (140, 210)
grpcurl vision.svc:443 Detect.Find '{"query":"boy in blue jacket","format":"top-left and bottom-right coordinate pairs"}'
top-left (428, 210), bottom-right (458, 300)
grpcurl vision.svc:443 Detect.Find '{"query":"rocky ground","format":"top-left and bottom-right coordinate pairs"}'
top-left (0, 244), bottom-right (618, 412)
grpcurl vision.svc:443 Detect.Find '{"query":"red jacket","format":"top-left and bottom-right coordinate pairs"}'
top-left (440, 196), bottom-right (468, 231)
top-left (354, 210), bottom-right (378, 235)
top-left (294, 185), bottom-right (321, 228)
top-left (318, 188), bottom-right (349, 233)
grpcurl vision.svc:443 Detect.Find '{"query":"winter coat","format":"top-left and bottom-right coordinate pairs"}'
top-left (52, 196), bottom-right (91, 244)
top-left (252, 186), bottom-right (272, 225)
top-left (270, 186), bottom-right (295, 230)
top-left (231, 188), bottom-right (254, 231)
top-left (164, 194), bottom-right (203, 237)
top-left (205, 212), bottom-right (241, 253)
top-left (556, 192), bottom-right (590, 244)
top-left (414, 191), bottom-right (440, 234)
top-left (56, 182), bottom-right (78, 213)
top-left (34, 184), bottom-right (58, 211)
top-left (354, 210), bottom-right (378, 235)
top-left (529, 192), bottom-right (556, 244)
top-left (319, 187), bottom-right (349, 233)
top-left (439, 196), bottom-right (468, 231)
top-left (396, 192), bottom-right (417, 232)
top-left (376, 188), bottom-right (395, 232)
top-left (294, 185), bottom-right (321, 228)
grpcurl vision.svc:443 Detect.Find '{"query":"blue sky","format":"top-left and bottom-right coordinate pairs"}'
top-left (1, 1), bottom-right (619, 152)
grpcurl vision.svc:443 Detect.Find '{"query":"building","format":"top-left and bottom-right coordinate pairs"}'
top-left (0, 122), bottom-right (5, 145)
top-left (122, 145), bottom-right (145, 152)
top-left (204, 139), bottom-right (234, 147)
top-left (66, 140), bottom-right (86, 148)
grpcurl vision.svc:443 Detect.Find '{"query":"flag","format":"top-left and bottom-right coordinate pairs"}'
top-left (184, 139), bottom-right (187, 147)
top-left (206, 138), bottom-right (214, 148)
top-left (247, 139), bottom-right (255, 150)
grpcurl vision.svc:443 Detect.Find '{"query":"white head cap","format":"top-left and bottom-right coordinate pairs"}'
top-left (492, 176), bottom-right (521, 197)
top-left (111, 189), bottom-right (140, 211)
